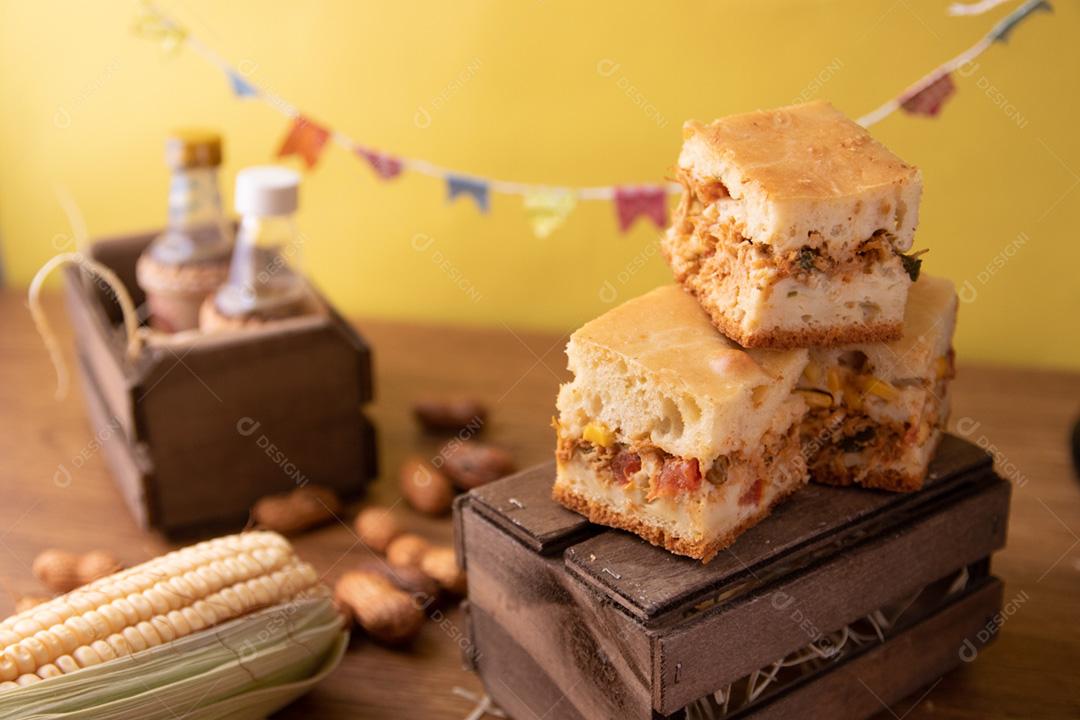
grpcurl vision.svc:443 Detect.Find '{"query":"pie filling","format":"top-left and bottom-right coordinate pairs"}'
top-left (671, 169), bottom-right (915, 288)
top-left (556, 347), bottom-right (953, 505)
top-left (795, 350), bottom-right (954, 482)
top-left (554, 418), bottom-right (806, 519)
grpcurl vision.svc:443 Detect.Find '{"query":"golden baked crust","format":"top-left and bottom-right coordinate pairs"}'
top-left (571, 285), bottom-right (793, 398)
top-left (559, 285), bottom-right (809, 465)
top-left (552, 476), bottom-right (805, 564)
top-left (684, 101), bottom-right (918, 201)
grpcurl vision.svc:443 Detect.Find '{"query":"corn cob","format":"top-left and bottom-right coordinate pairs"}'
top-left (0, 531), bottom-right (321, 691)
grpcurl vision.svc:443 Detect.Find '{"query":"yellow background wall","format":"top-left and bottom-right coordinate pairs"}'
top-left (1, 1), bottom-right (1077, 368)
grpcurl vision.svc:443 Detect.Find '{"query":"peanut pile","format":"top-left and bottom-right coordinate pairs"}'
top-left (234, 396), bottom-right (499, 647)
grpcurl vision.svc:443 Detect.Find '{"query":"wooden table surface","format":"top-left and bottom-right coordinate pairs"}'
top-left (0, 291), bottom-right (1078, 719)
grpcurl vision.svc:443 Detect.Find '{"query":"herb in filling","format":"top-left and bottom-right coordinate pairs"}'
top-left (900, 249), bottom-right (928, 281)
top-left (798, 247), bottom-right (819, 273)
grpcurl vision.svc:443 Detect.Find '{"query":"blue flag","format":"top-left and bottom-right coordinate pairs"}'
top-left (447, 176), bottom-right (490, 213)
top-left (990, 0), bottom-right (1051, 44)
top-left (228, 69), bottom-right (258, 98)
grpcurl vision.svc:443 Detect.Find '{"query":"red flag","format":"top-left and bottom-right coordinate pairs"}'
top-left (614, 186), bottom-right (667, 232)
top-left (356, 147), bottom-right (403, 180)
top-left (901, 73), bottom-right (956, 117)
top-left (277, 115), bottom-right (330, 169)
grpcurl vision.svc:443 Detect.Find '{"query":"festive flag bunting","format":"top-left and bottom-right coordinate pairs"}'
top-left (228, 70), bottom-right (258, 98)
top-left (447, 176), bottom-right (490, 213)
top-left (132, 1), bottom-right (187, 56)
top-left (990, 0), bottom-right (1051, 43)
top-left (356, 148), bottom-right (403, 181)
top-left (523, 189), bottom-right (576, 238)
top-left (137, 1), bottom-right (1050, 234)
top-left (277, 115), bottom-right (331, 169)
top-left (613, 187), bottom-right (667, 232)
top-left (901, 73), bottom-right (956, 117)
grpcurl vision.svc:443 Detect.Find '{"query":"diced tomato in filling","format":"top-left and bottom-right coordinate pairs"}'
top-left (610, 450), bottom-right (642, 485)
top-left (739, 477), bottom-right (764, 507)
top-left (655, 458), bottom-right (702, 496)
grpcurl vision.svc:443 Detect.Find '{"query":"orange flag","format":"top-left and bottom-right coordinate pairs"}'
top-left (277, 115), bottom-right (331, 169)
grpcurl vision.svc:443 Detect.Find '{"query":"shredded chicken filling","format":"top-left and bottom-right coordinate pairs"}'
top-left (673, 169), bottom-right (904, 284)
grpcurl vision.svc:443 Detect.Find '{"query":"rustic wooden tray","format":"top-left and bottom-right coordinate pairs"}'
top-left (455, 434), bottom-right (1010, 719)
top-left (62, 230), bottom-right (378, 536)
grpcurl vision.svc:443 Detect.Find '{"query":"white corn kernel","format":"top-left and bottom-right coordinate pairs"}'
top-left (72, 645), bottom-right (103, 668)
top-left (37, 663), bottom-right (61, 679)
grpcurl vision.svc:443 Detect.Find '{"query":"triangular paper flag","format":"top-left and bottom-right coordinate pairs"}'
top-left (901, 73), bottom-right (956, 117)
top-left (613, 186), bottom-right (667, 232)
top-left (990, 0), bottom-right (1051, 43)
top-left (523, 189), bottom-right (576, 238)
top-left (447, 176), bottom-right (490, 213)
top-left (356, 148), bottom-right (403, 180)
top-left (277, 116), bottom-right (331, 169)
top-left (228, 69), bottom-right (258, 98)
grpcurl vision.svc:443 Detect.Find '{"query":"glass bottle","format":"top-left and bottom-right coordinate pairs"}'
top-left (136, 130), bottom-right (233, 332)
top-left (210, 166), bottom-right (308, 321)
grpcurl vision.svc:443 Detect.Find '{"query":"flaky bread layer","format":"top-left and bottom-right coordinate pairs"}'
top-left (552, 435), bottom-right (807, 563)
top-left (557, 286), bottom-right (807, 469)
top-left (679, 102), bottom-right (922, 255)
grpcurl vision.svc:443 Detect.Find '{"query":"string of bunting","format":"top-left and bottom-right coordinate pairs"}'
top-left (134, 0), bottom-right (1050, 238)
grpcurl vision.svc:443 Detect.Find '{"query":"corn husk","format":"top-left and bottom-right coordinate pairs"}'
top-left (0, 594), bottom-right (345, 719)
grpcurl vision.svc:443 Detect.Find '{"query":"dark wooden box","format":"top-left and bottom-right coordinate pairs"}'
top-left (62, 230), bottom-right (377, 536)
top-left (455, 434), bottom-right (1011, 720)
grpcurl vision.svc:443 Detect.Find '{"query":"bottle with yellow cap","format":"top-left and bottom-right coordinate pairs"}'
top-left (135, 130), bottom-right (234, 332)
top-left (199, 165), bottom-right (313, 330)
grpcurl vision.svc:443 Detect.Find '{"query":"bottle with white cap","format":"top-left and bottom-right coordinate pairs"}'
top-left (207, 166), bottom-right (309, 322)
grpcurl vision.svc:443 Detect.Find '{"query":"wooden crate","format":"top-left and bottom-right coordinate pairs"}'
top-left (62, 230), bottom-right (377, 536)
top-left (455, 434), bottom-right (1011, 719)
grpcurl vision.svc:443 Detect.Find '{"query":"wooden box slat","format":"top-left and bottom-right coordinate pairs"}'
top-left (62, 269), bottom-right (140, 440)
top-left (653, 476), bottom-right (1008, 714)
top-left (464, 461), bottom-right (597, 555)
top-left (80, 230), bottom-right (149, 314)
top-left (462, 505), bottom-right (655, 719)
top-left (75, 352), bottom-right (156, 527)
top-left (62, 230), bottom-right (378, 535)
top-left (732, 577), bottom-right (1004, 720)
top-left (458, 434), bottom-right (1011, 719)
top-left (471, 577), bottom-right (1003, 720)
top-left (469, 604), bottom-right (592, 720)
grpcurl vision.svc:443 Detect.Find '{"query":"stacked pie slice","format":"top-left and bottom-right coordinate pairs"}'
top-left (553, 101), bottom-right (959, 561)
